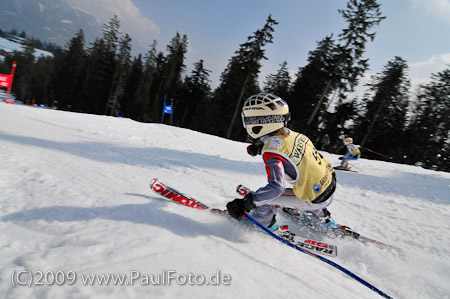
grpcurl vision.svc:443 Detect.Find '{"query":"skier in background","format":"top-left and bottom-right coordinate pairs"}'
top-left (226, 93), bottom-right (338, 231)
top-left (338, 137), bottom-right (361, 170)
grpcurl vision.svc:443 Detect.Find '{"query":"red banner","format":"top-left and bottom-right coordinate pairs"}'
top-left (0, 74), bottom-right (12, 88)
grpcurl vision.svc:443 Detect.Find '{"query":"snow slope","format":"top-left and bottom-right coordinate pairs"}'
top-left (0, 103), bottom-right (449, 299)
top-left (0, 37), bottom-right (53, 59)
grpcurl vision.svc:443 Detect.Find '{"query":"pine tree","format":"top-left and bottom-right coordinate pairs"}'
top-left (119, 54), bottom-right (144, 119)
top-left (32, 56), bottom-right (54, 106)
top-left (177, 59), bottom-right (212, 130)
top-left (82, 16), bottom-right (122, 114)
top-left (307, 0), bottom-right (385, 127)
top-left (83, 38), bottom-right (114, 114)
top-left (151, 33), bottom-right (189, 124)
top-left (136, 40), bottom-right (159, 122)
top-left (105, 32), bottom-right (132, 116)
top-left (212, 15), bottom-right (278, 140)
top-left (289, 35), bottom-right (338, 136)
top-left (164, 32), bottom-right (188, 92)
top-left (355, 56), bottom-right (410, 158)
top-left (12, 38), bottom-right (36, 101)
top-left (405, 67), bottom-right (450, 170)
top-left (52, 29), bottom-right (86, 111)
top-left (148, 51), bottom-right (168, 122)
top-left (263, 61), bottom-right (291, 100)
top-left (102, 15), bottom-right (120, 55)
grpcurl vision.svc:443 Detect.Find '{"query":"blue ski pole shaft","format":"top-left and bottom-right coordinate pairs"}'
top-left (244, 214), bottom-right (394, 299)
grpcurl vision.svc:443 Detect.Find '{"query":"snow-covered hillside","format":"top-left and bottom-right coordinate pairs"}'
top-left (0, 36), bottom-right (53, 59)
top-left (0, 103), bottom-right (449, 299)
top-left (0, 0), bottom-right (101, 48)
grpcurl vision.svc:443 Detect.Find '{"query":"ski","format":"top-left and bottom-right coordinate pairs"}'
top-left (209, 208), bottom-right (337, 256)
top-left (236, 184), bottom-right (396, 251)
top-left (334, 166), bottom-right (358, 173)
top-left (149, 178), bottom-right (337, 257)
top-left (149, 178), bottom-right (393, 299)
top-left (280, 207), bottom-right (398, 250)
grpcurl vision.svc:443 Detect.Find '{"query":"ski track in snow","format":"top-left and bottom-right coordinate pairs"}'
top-left (1, 103), bottom-right (449, 299)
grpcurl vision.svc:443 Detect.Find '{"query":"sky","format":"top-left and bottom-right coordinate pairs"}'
top-left (65, 0), bottom-right (450, 95)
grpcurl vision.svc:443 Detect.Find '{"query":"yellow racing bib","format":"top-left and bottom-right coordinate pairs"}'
top-left (262, 131), bottom-right (335, 202)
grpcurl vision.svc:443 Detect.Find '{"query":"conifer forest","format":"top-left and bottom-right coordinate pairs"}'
top-left (0, 0), bottom-right (449, 171)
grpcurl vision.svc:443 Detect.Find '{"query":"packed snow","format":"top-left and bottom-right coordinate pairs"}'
top-left (0, 103), bottom-right (449, 299)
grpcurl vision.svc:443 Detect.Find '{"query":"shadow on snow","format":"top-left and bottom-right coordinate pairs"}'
top-left (1, 193), bottom-right (248, 244)
top-left (0, 131), bottom-right (260, 175)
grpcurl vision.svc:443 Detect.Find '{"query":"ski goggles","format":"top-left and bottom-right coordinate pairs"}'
top-left (241, 113), bottom-right (291, 128)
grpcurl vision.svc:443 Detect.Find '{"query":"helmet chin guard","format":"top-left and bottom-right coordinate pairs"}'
top-left (242, 93), bottom-right (290, 139)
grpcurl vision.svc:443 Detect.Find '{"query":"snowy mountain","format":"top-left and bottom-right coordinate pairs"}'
top-left (0, 0), bottom-right (101, 47)
top-left (0, 103), bottom-right (449, 299)
top-left (0, 36), bottom-right (53, 59)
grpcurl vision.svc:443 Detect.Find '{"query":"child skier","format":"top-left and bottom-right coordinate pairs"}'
top-left (226, 93), bottom-right (338, 231)
top-left (338, 137), bottom-right (361, 170)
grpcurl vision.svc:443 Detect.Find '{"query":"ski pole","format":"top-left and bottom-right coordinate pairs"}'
top-left (244, 214), bottom-right (394, 299)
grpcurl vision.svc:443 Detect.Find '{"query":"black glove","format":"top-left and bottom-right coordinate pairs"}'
top-left (247, 144), bottom-right (262, 156)
top-left (226, 193), bottom-right (256, 220)
top-left (247, 140), bottom-right (263, 156)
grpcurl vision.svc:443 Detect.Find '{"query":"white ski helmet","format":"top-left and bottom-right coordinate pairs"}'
top-left (343, 137), bottom-right (353, 145)
top-left (241, 93), bottom-right (290, 139)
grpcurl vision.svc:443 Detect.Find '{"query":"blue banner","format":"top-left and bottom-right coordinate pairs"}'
top-left (163, 105), bottom-right (173, 114)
